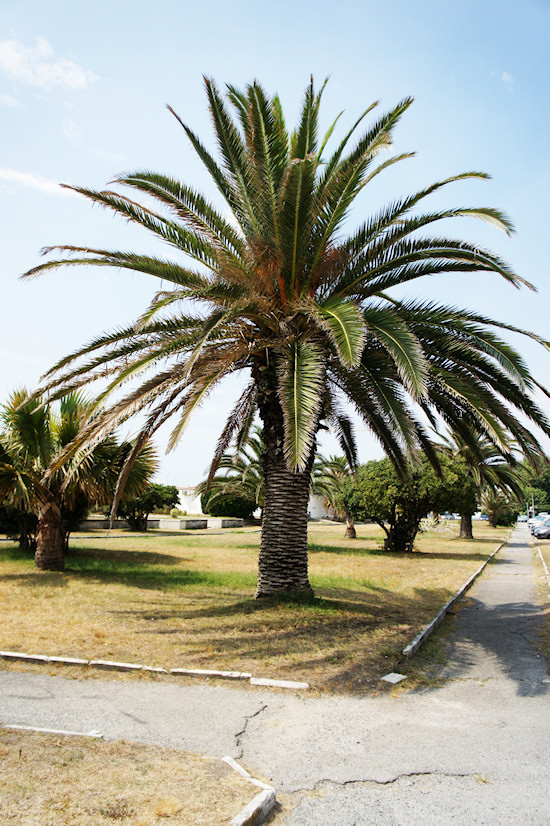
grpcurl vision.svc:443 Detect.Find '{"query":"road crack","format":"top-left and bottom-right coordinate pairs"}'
top-left (234, 703), bottom-right (268, 759)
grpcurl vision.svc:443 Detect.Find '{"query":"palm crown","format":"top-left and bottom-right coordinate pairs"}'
top-left (24, 78), bottom-right (550, 593)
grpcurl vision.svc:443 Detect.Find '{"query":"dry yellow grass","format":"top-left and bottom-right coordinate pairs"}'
top-left (532, 538), bottom-right (550, 663)
top-left (0, 727), bottom-right (256, 825)
top-left (0, 521), bottom-right (509, 692)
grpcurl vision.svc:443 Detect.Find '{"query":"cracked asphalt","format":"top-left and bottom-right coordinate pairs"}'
top-left (1, 524), bottom-right (549, 824)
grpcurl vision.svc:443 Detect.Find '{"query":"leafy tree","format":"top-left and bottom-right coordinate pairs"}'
top-left (312, 454), bottom-right (356, 537)
top-left (519, 459), bottom-right (550, 514)
top-left (23, 79), bottom-right (550, 596)
top-left (0, 503), bottom-right (37, 552)
top-left (200, 490), bottom-right (256, 519)
top-left (342, 455), bottom-right (475, 552)
top-left (0, 390), bottom-right (156, 569)
top-left (117, 483), bottom-right (180, 530)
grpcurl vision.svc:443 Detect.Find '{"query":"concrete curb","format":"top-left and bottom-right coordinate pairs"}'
top-left (535, 545), bottom-right (550, 596)
top-left (223, 756), bottom-right (277, 825)
top-left (402, 537), bottom-right (508, 658)
top-left (5, 724), bottom-right (103, 738)
top-left (0, 651), bottom-right (308, 691)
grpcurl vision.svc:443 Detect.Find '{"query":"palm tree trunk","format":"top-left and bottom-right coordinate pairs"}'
top-left (254, 355), bottom-right (315, 598)
top-left (35, 501), bottom-right (65, 571)
top-left (345, 513), bottom-right (356, 539)
top-left (256, 450), bottom-right (313, 597)
top-left (460, 513), bottom-right (474, 539)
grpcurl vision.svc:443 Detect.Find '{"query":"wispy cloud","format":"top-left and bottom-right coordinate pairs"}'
top-left (502, 71), bottom-right (514, 87)
top-left (0, 168), bottom-right (75, 197)
top-left (0, 37), bottom-right (98, 90)
top-left (0, 92), bottom-right (23, 108)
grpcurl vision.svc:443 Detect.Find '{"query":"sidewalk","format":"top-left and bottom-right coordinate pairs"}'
top-left (1, 525), bottom-right (549, 824)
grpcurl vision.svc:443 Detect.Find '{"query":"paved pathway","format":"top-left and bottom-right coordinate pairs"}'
top-left (1, 525), bottom-right (549, 824)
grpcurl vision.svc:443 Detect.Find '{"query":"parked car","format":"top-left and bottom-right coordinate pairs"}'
top-left (517, 514), bottom-right (528, 522)
top-left (533, 522), bottom-right (550, 540)
top-left (532, 517), bottom-right (550, 537)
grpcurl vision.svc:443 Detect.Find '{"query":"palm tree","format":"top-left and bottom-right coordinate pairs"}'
top-left (23, 78), bottom-right (550, 596)
top-left (198, 425), bottom-right (265, 516)
top-left (312, 454), bottom-right (356, 537)
top-left (480, 487), bottom-right (519, 528)
top-left (438, 427), bottom-right (526, 538)
top-left (0, 390), bottom-right (156, 570)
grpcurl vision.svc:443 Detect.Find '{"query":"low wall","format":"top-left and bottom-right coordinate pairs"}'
top-left (78, 519), bottom-right (129, 530)
top-left (206, 517), bottom-right (244, 529)
top-left (158, 518), bottom-right (208, 531)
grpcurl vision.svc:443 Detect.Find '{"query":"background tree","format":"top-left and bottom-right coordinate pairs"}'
top-left (438, 427), bottom-right (525, 538)
top-left (0, 503), bottom-right (37, 552)
top-left (24, 79), bottom-right (550, 596)
top-left (0, 390), bottom-right (156, 569)
top-left (481, 488), bottom-right (519, 527)
top-left (342, 455), bottom-right (475, 552)
top-left (117, 483), bottom-right (180, 531)
top-left (519, 459), bottom-right (550, 514)
top-left (312, 454), bottom-right (356, 537)
top-left (198, 425), bottom-right (264, 520)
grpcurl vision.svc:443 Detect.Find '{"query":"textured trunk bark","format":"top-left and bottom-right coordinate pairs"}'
top-left (253, 354), bottom-right (315, 598)
top-left (256, 451), bottom-right (313, 597)
top-left (460, 513), bottom-right (474, 539)
top-left (345, 514), bottom-right (356, 539)
top-left (35, 501), bottom-right (65, 571)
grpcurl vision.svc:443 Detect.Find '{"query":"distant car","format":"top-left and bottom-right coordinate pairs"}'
top-left (531, 515), bottom-right (550, 534)
top-left (517, 514), bottom-right (528, 522)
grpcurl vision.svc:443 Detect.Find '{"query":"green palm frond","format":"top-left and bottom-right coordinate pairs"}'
top-left (313, 297), bottom-right (365, 367)
top-left (277, 341), bottom-right (325, 471)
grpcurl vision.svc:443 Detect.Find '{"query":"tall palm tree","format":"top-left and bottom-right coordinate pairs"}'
top-left (0, 390), bottom-right (156, 570)
top-left (23, 78), bottom-right (550, 596)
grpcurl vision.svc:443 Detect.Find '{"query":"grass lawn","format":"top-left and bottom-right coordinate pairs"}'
top-left (0, 728), bottom-right (257, 825)
top-left (0, 521), bottom-right (509, 693)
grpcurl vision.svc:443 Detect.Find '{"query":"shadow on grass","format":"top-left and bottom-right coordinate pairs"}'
top-left (0, 545), bottom-right (256, 591)
top-left (308, 542), bottom-right (492, 562)
top-left (69, 546), bottom-right (188, 566)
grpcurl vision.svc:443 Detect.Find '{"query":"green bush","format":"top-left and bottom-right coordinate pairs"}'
top-left (200, 491), bottom-right (256, 519)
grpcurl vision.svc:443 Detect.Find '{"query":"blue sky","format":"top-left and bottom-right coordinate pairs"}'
top-left (1, 0), bottom-right (549, 484)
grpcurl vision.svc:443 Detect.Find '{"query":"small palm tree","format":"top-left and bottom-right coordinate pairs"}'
top-left (312, 454), bottom-right (356, 537)
top-left (439, 427), bottom-right (526, 538)
top-left (480, 487), bottom-right (519, 527)
top-left (0, 390), bottom-right (156, 569)
top-left (23, 79), bottom-right (550, 595)
top-left (198, 426), bottom-right (265, 516)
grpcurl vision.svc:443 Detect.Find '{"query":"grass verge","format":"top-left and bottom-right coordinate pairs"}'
top-left (0, 727), bottom-right (256, 825)
top-left (533, 540), bottom-right (550, 666)
top-left (0, 522), bottom-right (509, 693)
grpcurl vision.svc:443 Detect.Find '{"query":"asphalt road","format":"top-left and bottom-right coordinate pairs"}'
top-left (1, 524), bottom-right (549, 824)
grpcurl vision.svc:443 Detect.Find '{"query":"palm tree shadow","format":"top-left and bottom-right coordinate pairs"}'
top-left (422, 594), bottom-right (549, 697)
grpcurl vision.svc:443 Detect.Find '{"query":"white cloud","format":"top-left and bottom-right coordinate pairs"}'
top-left (0, 92), bottom-right (23, 108)
top-left (62, 118), bottom-right (82, 140)
top-left (502, 71), bottom-right (514, 86)
top-left (0, 168), bottom-right (75, 197)
top-left (0, 37), bottom-right (98, 90)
